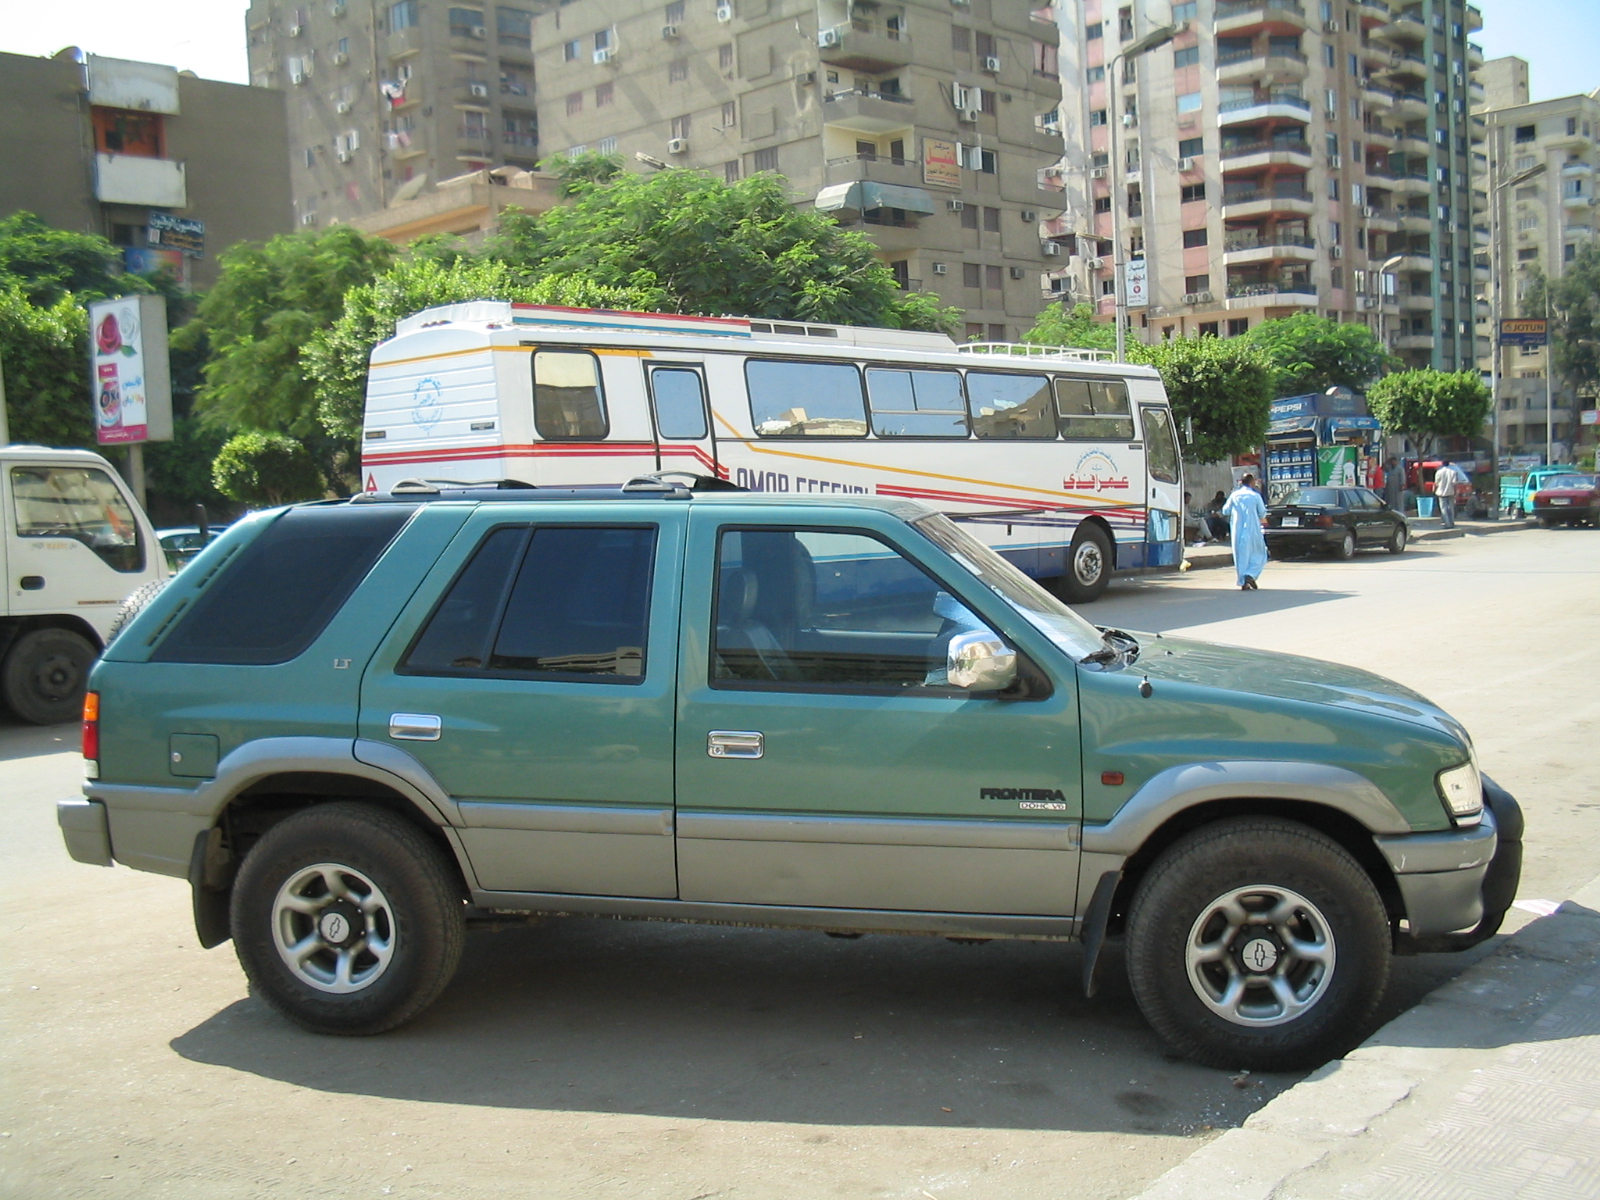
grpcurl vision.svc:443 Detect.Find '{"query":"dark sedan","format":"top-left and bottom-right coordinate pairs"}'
top-left (1531, 474), bottom-right (1599, 528)
top-left (1265, 486), bottom-right (1409, 559)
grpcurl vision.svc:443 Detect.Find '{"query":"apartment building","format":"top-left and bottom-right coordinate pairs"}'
top-left (245, 0), bottom-right (542, 229)
top-left (1048, 0), bottom-right (1482, 370)
top-left (1473, 60), bottom-right (1598, 458)
top-left (534, 0), bottom-right (1067, 341)
top-left (0, 49), bottom-right (291, 290)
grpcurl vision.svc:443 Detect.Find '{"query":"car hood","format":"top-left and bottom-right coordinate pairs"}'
top-left (1127, 634), bottom-right (1467, 741)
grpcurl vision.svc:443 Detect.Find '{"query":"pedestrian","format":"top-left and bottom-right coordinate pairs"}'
top-left (1222, 474), bottom-right (1268, 590)
top-left (1205, 489), bottom-right (1230, 541)
top-left (1432, 460), bottom-right (1462, 529)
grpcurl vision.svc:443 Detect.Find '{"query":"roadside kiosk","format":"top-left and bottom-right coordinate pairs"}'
top-left (1261, 388), bottom-right (1382, 503)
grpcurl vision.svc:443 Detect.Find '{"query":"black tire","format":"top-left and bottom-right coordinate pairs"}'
top-left (1331, 530), bottom-right (1356, 560)
top-left (1386, 524), bottom-right (1407, 554)
top-left (230, 802), bottom-right (466, 1036)
top-left (1124, 817), bottom-right (1390, 1071)
top-left (1056, 523), bottom-right (1114, 604)
top-left (106, 576), bottom-right (174, 644)
top-left (1, 628), bottom-right (97, 725)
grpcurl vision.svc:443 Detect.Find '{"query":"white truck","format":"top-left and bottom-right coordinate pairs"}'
top-left (0, 445), bottom-right (166, 723)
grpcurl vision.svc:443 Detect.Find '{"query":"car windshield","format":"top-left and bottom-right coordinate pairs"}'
top-left (1543, 475), bottom-right (1596, 490)
top-left (1280, 487), bottom-right (1341, 507)
top-left (912, 513), bottom-right (1105, 660)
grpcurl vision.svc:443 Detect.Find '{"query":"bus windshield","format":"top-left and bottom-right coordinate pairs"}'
top-left (913, 513), bottom-right (1105, 660)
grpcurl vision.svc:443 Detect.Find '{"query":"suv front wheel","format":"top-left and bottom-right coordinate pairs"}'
top-left (230, 803), bottom-right (465, 1035)
top-left (1124, 817), bottom-right (1390, 1071)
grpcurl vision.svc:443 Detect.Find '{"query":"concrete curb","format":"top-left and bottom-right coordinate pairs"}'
top-left (1127, 872), bottom-right (1600, 1200)
top-left (1179, 519), bottom-right (1535, 572)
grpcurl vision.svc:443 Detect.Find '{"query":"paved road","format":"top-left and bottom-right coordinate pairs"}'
top-left (2, 527), bottom-right (1595, 1200)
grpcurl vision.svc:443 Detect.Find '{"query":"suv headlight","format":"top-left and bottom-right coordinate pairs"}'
top-left (1436, 761), bottom-right (1483, 825)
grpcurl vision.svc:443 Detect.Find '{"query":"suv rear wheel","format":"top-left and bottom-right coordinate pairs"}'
top-left (1124, 817), bottom-right (1390, 1070)
top-left (231, 803), bottom-right (465, 1035)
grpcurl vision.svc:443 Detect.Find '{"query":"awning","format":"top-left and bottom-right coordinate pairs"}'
top-left (813, 181), bottom-right (937, 216)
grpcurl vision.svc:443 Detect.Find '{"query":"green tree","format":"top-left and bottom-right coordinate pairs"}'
top-left (1366, 369), bottom-right (1491, 453)
top-left (1523, 247), bottom-right (1600, 404)
top-left (308, 257), bottom-right (653, 443)
top-left (1022, 302), bottom-right (1116, 352)
top-left (212, 431), bottom-right (325, 507)
top-left (0, 285), bottom-right (95, 448)
top-left (484, 167), bottom-right (957, 332)
top-left (184, 225), bottom-right (396, 466)
top-left (1242, 313), bottom-right (1393, 396)
top-left (0, 211), bottom-right (149, 307)
top-left (1131, 336), bottom-right (1276, 463)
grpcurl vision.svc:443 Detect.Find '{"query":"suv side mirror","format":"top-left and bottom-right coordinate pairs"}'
top-left (947, 630), bottom-right (1017, 692)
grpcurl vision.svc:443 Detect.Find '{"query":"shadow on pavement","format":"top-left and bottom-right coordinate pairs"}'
top-left (171, 918), bottom-right (1301, 1132)
top-left (1091, 584), bottom-right (1355, 633)
top-left (0, 719), bottom-right (83, 763)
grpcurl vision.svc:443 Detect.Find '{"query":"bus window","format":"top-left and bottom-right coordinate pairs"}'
top-left (746, 360), bottom-right (867, 437)
top-left (966, 372), bottom-right (1055, 439)
top-left (533, 349), bottom-right (608, 440)
top-left (865, 368), bottom-right (968, 438)
top-left (1142, 407), bottom-right (1181, 484)
top-left (648, 367), bottom-right (708, 440)
top-left (1055, 377), bottom-right (1135, 440)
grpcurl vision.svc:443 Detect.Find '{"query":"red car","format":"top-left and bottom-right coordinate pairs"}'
top-left (1531, 474), bottom-right (1600, 528)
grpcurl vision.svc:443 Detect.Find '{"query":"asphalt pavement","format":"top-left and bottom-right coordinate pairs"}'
top-left (2, 525), bottom-right (1597, 1199)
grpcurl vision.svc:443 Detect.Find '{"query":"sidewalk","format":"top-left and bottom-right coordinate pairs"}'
top-left (1131, 873), bottom-right (1600, 1199)
top-left (1181, 517), bottom-right (1534, 572)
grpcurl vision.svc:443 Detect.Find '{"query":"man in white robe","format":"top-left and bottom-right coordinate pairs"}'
top-left (1222, 475), bottom-right (1268, 590)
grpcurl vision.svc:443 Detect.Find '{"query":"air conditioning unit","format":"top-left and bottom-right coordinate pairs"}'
top-left (337, 148), bottom-right (352, 162)
top-left (469, 82), bottom-right (488, 97)
top-left (336, 100), bottom-right (352, 113)
top-left (797, 71), bottom-right (816, 85)
top-left (1183, 290), bottom-right (1214, 304)
top-left (332, 51), bottom-right (349, 65)
top-left (1363, 205), bottom-right (1379, 219)
top-left (291, 70), bottom-right (306, 85)
top-left (1042, 241), bottom-right (1062, 256)
top-left (947, 198), bottom-right (965, 211)
top-left (1324, 19), bottom-right (1340, 31)
top-left (1021, 209), bottom-right (1037, 222)
top-left (819, 26), bottom-right (841, 47)
top-left (662, 24), bottom-right (679, 38)
top-left (1086, 257), bottom-right (1104, 270)
top-left (1043, 166), bottom-right (1064, 179)
top-left (716, 3), bottom-right (734, 20)
top-left (932, 262), bottom-right (949, 274)
top-left (667, 137), bottom-right (688, 154)
top-left (288, 23), bottom-right (303, 36)
top-left (331, 1), bottom-right (346, 16)
top-left (594, 46), bottom-right (615, 64)
top-left (1178, 156), bottom-right (1195, 171)
top-left (982, 55), bottom-right (1001, 73)
top-left (1090, 167), bottom-right (1107, 178)
top-left (470, 25), bottom-right (486, 38)
top-left (1330, 245), bottom-right (1343, 258)
top-left (1010, 266), bottom-right (1026, 279)
top-left (1328, 153), bottom-right (1342, 168)
top-left (959, 107), bottom-right (980, 123)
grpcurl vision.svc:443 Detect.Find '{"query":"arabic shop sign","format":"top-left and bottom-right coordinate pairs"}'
top-left (1498, 317), bottom-right (1548, 347)
top-left (922, 138), bottom-right (960, 188)
top-left (147, 213), bottom-right (205, 258)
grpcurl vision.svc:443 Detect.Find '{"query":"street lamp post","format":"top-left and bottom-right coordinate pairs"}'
top-left (1487, 157), bottom-right (1547, 507)
top-left (1109, 23), bottom-right (1180, 362)
top-left (1377, 253), bottom-right (1403, 352)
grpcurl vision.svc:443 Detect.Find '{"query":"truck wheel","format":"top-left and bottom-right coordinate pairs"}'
top-left (2, 628), bottom-right (96, 725)
top-left (231, 803), bottom-right (465, 1036)
top-left (1124, 817), bottom-right (1390, 1071)
top-left (1057, 524), bottom-right (1114, 604)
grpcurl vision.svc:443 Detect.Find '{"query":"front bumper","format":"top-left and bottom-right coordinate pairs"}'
top-left (1376, 775), bottom-right (1523, 952)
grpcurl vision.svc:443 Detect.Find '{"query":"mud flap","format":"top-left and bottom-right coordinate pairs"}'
top-left (187, 827), bottom-right (233, 950)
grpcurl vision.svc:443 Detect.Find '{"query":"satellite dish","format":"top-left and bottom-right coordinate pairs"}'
top-left (389, 173), bottom-right (429, 206)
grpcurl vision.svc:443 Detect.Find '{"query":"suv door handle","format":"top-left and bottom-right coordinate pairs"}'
top-left (389, 713), bottom-right (442, 741)
top-left (707, 730), bottom-right (763, 759)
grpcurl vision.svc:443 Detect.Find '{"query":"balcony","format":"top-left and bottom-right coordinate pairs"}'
top-left (822, 87), bottom-right (915, 133)
top-left (455, 79), bottom-right (493, 107)
top-left (1392, 91), bottom-right (1428, 119)
top-left (1398, 209), bottom-right (1432, 233)
top-left (1390, 252), bottom-right (1433, 273)
top-left (1220, 137), bottom-right (1312, 172)
top-left (387, 24), bottom-right (423, 59)
top-left (1218, 91), bottom-right (1312, 127)
top-left (1363, 205), bottom-right (1400, 231)
top-left (1358, 39), bottom-right (1393, 67)
top-left (1565, 223), bottom-right (1595, 238)
top-left (93, 153), bottom-right (186, 207)
top-left (1388, 172), bottom-right (1432, 197)
top-left (1222, 232), bottom-right (1317, 265)
top-left (1473, 224), bottom-right (1491, 245)
top-left (1357, 0), bottom-right (1392, 25)
top-left (1561, 189), bottom-right (1595, 210)
top-left (1376, 53), bottom-right (1428, 84)
top-left (1363, 123), bottom-right (1397, 148)
top-left (1562, 160), bottom-right (1596, 179)
top-left (1395, 129), bottom-right (1430, 155)
top-left (822, 153), bottom-right (926, 190)
top-left (1362, 81), bottom-right (1396, 110)
top-left (1398, 292), bottom-right (1434, 310)
top-left (1395, 332), bottom-right (1435, 350)
top-left (1226, 281), bottom-right (1318, 307)
top-left (1548, 126), bottom-right (1593, 150)
top-left (1467, 4), bottom-right (1482, 32)
top-left (1215, 48), bottom-right (1309, 85)
top-left (1220, 187), bottom-right (1315, 218)
top-left (1375, 7), bottom-right (1426, 44)
top-left (1214, 0), bottom-right (1308, 36)
top-left (818, 20), bottom-right (912, 74)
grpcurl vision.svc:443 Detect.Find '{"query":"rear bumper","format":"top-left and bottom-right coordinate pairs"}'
top-left (57, 797), bottom-right (113, 867)
top-left (1264, 528), bottom-right (1341, 550)
top-left (1378, 776), bottom-right (1523, 952)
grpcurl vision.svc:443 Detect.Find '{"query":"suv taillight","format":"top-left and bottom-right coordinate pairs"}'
top-left (82, 691), bottom-right (99, 779)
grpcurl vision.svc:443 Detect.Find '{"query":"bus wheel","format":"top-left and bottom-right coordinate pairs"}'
top-left (1058, 525), bottom-right (1113, 604)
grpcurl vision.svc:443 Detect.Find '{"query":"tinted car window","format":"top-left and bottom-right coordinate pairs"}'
top-left (747, 360), bottom-right (867, 437)
top-left (1282, 487), bottom-right (1342, 507)
top-left (402, 526), bottom-right (526, 671)
top-left (153, 506), bottom-right (411, 665)
top-left (713, 527), bottom-right (988, 690)
top-left (966, 372), bottom-right (1055, 439)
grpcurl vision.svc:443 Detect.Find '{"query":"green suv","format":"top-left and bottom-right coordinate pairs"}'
top-left (57, 480), bottom-right (1522, 1069)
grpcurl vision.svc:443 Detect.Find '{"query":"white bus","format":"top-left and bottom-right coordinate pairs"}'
top-left (359, 302), bottom-right (1183, 601)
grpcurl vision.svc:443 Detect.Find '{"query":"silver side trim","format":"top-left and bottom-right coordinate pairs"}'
top-left (468, 889), bottom-right (1083, 941)
top-left (1375, 807), bottom-right (1497, 875)
top-left (1082, 759), bottom-right (1413, 855)
top-left (677, 810), bottom-right (1077, 851)
top-left (458, 801), bottom-right (673, 836)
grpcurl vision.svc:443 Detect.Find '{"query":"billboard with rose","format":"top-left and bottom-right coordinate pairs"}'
top-left (87, 294), bottom-right (173, 445)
